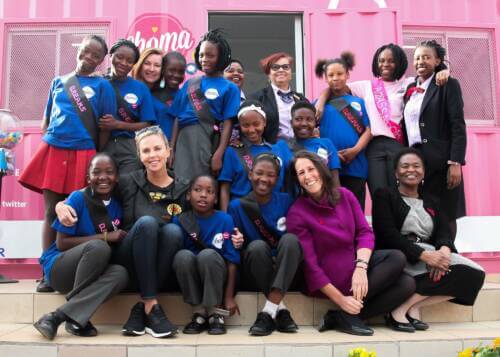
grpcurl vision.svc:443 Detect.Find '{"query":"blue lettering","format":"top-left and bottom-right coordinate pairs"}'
top-left (0, 248), bottom-right (5, 257)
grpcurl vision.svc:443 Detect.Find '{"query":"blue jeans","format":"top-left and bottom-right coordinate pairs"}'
top-left (112, 216), bottom-right (183, 299)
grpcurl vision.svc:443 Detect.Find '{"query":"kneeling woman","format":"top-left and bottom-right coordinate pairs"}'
top-left (228, 153), bottom-right (302, 336)
top-left (287, 151), bottom-right (414, 336)
top-left (372, 148), bottom-right (484, 332)
top-left (35, 153), bottom-right (128, 340)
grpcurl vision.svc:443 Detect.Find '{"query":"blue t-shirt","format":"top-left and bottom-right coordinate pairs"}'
top-left (228, 192), bottom-right (293, 252)
top-left (40, 190), bottom-right (123, 284)
top-left (109, 77), bottom-right (157, 138)
top-left (173, 210), bottom-right (240, 264)
top-left (218, 141), bottom-right (287, 198)
top-left (43, 75), bottom-right (117, 149)
top-left (169, 76), bottom-right (240, 128)
top-left (319, 95), bottom-right (370, 179)
top-left (281, 137), bottom-right (341, 171)
top-left (152, 89), bottom-right (178, 140)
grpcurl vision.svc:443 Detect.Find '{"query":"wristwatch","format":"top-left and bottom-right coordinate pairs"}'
top-left (447, 160), bottom-right (461, 166)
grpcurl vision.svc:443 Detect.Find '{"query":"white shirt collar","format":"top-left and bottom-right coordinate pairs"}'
top-left (271, 83), bottom-right (291, 94)
top-left (418, 73), bottom-right (435, 91)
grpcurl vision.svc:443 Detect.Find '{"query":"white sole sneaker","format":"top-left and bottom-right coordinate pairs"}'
top-left (145, 327), bottom-right (176, 338)
top-left (122, 328), bottom-right (145, 336)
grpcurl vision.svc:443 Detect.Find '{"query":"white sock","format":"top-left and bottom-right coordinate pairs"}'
top-left (262, 300), bottom-right (279, 319)
top-left (277, 301), bottom-right (287, 312)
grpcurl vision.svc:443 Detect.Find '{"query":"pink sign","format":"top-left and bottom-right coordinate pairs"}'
top-left (126, 13), bottom-right (195, 55)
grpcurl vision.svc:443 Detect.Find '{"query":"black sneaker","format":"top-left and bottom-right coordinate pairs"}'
top-left (145, 304), bottom-right (178, 338)
top-left (249, 312), bottom-right (275, 336)
top-left (207, 313), bottom-right (226, 335)
top-left (275, 309), bottom-right (298, 333)
top-left (65, 321), bottom-right (98, 337)
top-left (122, 302), bottom-right (146, 336)
top-left (183, 313), bottom-right (208, 334)
top-left (36, 277), bottom-right (54, 293)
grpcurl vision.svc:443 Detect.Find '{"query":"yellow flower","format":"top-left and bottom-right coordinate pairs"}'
top-left (493, 337), bottom-right (500, 348)
top-left (458, 347), bottom-right (473, 357)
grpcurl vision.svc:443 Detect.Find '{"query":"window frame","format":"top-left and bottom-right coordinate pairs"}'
top-left (402, 26), bottom-right (498, 126)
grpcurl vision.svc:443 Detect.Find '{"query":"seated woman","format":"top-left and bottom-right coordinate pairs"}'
top-left (287, 151), bottom-right (414, 336)
top-left (35, 153), bottom-right (128, 340)
top-left (372, 148), bottom-right (485, 332)
top-left (56, 126), bottom-right (187, 338)
top-left (218, 100), bottom-right (287, 211)
top-left (228, 153), bottom-right (302, 336)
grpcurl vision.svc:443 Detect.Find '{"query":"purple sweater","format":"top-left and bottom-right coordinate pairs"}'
top-left (287, 187), bottom-right (374, 296)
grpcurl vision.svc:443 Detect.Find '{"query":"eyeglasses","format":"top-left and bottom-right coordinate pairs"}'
top-left (270, 63), bottom-right (291, 71)
top-left (135, 125), bottom-right (162, 137)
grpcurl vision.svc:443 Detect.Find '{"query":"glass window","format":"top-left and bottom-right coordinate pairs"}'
top-left (209, 13), bottom-right (304, 96)
top-left (2, 23), bottom-right (109, 125)
top-left (403, 28), bottom-right (497, 125)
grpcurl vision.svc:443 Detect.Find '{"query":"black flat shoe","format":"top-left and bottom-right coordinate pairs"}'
top-left (33, 312), bottom-right (62, 340)
top-left (320, 310), bottom-right (373, 336)
top-left (406, 314), bottom-right (429, 331)
top-left (65, 321), bottom-right (98, 337)
top-left (275, 309), bottom-right (298, 333)
top-left (36, 278), bottom-right (54, 293)
top-left (183, 313), bottom-right (208, 334)
top-left (385, 314), bottom-right (415, 333)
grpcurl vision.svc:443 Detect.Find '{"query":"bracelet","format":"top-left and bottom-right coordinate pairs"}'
top-left (103, 231), bottom-right (108, 243)
top-left (354, 258), bottom-right (369, 266)
top-left (447, 160), bottom-right (461, 166)
top-left (355, 265), bottom-right (367, 270)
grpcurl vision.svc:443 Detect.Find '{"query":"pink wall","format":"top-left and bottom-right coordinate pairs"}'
top-left (0, 0), bottom-right (499, 222)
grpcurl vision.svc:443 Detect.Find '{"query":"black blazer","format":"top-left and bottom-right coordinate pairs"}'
top-left (372, 187), bottom-right (457, 264)
top-left (403, 77), bottom-right (466, 172)
top-left (249, 84), bottom-right (307, 144)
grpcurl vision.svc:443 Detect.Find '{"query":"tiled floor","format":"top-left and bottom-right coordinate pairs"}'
top-left (0, 323), bottom-right (499, 357)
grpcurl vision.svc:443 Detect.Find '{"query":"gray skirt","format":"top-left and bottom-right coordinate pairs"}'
top-left (173, 123), bottom-right (212, 182)
top-left (404, 243), bottom-right (484, 277)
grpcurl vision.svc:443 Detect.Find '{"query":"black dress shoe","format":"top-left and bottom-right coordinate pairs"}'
top-left (33, 312), bottom-right (63, 340)
top-left (249, 312), bottom-right (275, 336)
top-left (183, 313), bottom-right (208, 334)
top-left (385, 313), bottom-right (415, 333)
top-left (275, 309), bottom-right (298, 333)
top-left (36, 278), bottom-right (54, 293)
top-left (65, 321), bottom-right (98, 337)
top-left (406, 314), bottom-right (429, 331)
top-left (319, 310), bottom-right (373, 336)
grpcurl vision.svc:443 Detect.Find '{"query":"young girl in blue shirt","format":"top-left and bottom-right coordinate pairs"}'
top-left (19, 35), bottom-right (117, 292)
top-left (218, 100), bottom-right (288, 211)
top-left (315, 52), bottom-right (372, 209)
top-left (169, 29), bottom-right (240, 182)
top-left (173, 174), bottom-right (241, 335)
top-left (34, 153), bottom-right (128, 340)
top-left (100, 39), bottom-right (157, 173)
top-left (228, 153), bottom-right (302, 336)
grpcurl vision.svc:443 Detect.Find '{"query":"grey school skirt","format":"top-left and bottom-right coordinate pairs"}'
top-left (173, 123), bottom-right (212, 182)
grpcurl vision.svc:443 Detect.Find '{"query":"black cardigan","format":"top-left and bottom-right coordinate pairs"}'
top-left (248, 84), bottom-right (307, 144)
top-left (372, 187), bottom-right (457, 264)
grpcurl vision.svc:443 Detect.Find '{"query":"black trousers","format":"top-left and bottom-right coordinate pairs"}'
top-left (340, 175), bottom-right (367, 211)
top-left (359, 250), bottom-right (416, 319)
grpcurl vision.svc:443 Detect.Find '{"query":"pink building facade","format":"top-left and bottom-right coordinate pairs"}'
top-left (0, 0), bottom-right (499, 274)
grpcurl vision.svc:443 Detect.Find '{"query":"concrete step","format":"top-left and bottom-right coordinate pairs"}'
top-left (0, 322), bottom-right (500, 357)
top-left (1, 280), bottom-right (500, 327)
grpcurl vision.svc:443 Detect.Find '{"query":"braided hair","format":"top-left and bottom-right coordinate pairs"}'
top-left (315, 51), bottom-right (355, 78)
top-left (371, 43), bottom-right (408, 80)
top-left (162, 51), bottom-right (186, 68)
top-left (109, 38), bottom-right (140, 64)
top-left (194, 29), bottom-right (232, 72)
top-left (416, 40), bottom-right (448, 72)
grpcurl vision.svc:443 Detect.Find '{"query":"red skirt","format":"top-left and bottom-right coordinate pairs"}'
top-left (18, 142), bottom-right (95, 194)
